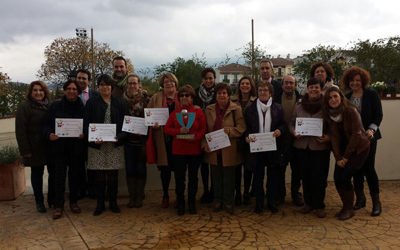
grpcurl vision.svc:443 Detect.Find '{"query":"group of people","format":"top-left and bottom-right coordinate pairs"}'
top-left (15, 57), bottom-right (383, 221)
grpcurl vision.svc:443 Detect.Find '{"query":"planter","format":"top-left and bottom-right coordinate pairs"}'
top-left (0, 161), bottom-right (26, 200)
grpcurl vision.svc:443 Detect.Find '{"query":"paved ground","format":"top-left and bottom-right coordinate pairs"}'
top-left (1, 181), bottom-right (399, 249)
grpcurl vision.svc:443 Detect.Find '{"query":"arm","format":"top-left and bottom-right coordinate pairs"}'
top-left (227, 107), bottom-right (246, 138)
top-left (343, 108), bottom-right (365, 159)
top-left (368, 90), bottom-right (383, 131)
top-left (164, 111), bottom-right (181, 136)
top-left (15, 102), bottom-right (31, 156)
top-left (193, 109), bottom-right (207, 141)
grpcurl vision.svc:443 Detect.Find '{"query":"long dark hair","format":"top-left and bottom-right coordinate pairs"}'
top-left (322, 86), bottom-right (357, 121)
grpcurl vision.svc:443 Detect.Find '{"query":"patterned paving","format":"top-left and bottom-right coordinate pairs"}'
top-left (1, 181), bottom-right (399, 249)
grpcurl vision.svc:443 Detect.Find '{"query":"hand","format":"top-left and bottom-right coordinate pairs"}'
top-left (23, 153), bottom-right (32, 158)
top-left (203, 145), bottom-right (211, 153)
top-left (293, 132), bottom-right (302, 138)
top-left (114, 137), bottom-right (118, 143)
top-left (224, 127), bottom-right (230, 136)
top-left (273, 129), bottom-right (281, 138)
top-left (366, 129), bottom-right (374, 140)
top-left (337, 158), bottom-right (348, 168)
top-left (49, 133), bottom-right (59, 141)
top-left (245, 137), bottom-right (250, 144)
top-left (153, 122), bottom-right (160, 129)
top-left (78, 134), bottom-right (84, 139)
top-left (180, 127), bottom-right (189, 134)
top-left (95, 139), bottom-right (103, 145)
top-left (317, 134), bottom-right (330, 143)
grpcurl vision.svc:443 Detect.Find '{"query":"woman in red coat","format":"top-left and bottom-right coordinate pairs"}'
top-left (164, 85), bottom-right (207, 215)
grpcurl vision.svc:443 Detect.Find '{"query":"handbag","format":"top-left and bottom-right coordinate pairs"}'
top-left (146, 127), bottom-right (156, 164)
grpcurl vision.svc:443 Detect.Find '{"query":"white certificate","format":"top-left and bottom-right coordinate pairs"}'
top-left (205, 129), bottom-right (231, 152)
top-left (144, 108), bottom-right (169, 126)
top-left (295, 117), bottom-right (323, 137)
top-left (249, 132), bottom-right (276, 153)
top-left (88, 123), bottom-right (116, 142)
top-left (122, 116), bottom-right (148, 135)
top-left (55, 118), bottom-right (83, 137)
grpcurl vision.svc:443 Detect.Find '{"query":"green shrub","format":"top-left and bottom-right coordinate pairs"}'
top-left (0, 145), bottom-right (21, 166)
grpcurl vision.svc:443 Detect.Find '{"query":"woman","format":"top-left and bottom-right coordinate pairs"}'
top-left (231, 76), bottom-right (257, 205)
top-left (15, 81), bottom-right (54, 213)
top-left (46, 80), bottom-right (85, 219)
top-left (84, 74), bottom-right (127, 216)
top-left (323, 87), bottom-right (370, 220)
top-left (290, 78), bottom-right (331, 218)
top-left (148, 73), bottom-right (180, 208)
top-left (123, 74), bottom-right (150, 208)
top-left (343, 66), bottom-right (383, 216)
top-left (164, 85), bottom-right (207, 215)
top-left (310, 62), bottom-right (335, 95)
top-left (244, 81), bottom-right (285, 213)
top-left (194, 68), bottom-right (217, 204)
top-left (203, 82), bottom-right (246, 215)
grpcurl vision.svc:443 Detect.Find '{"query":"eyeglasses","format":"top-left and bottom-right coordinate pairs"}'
top-left (179, 94), bottom-right (191, 98)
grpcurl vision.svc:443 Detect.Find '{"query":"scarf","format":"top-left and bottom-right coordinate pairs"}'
top-left (301, 93), bottom-right (323, 114)
top-left (123, 90), bottom-right (146, 117)
top-left (112, 73), bottom-right (128, 89)
top-left (162, 92), bottom-right (180, 112)
top-left (214, 101), bottom-right (229, 131)
top-left (30, 97), bottom-right (49, 109)
top-left (198, 84), bottom-right (215, 108)
top-left (329, 108), bottom-right (343, 122)
top-left (257, 98), bottom-right (272, 133)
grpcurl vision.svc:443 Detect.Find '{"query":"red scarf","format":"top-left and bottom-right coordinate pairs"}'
top-left (213, 101), bottom-right (229, 131)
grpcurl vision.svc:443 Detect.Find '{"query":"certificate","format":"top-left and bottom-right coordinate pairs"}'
top-left (205, 129), bottom-right (231, 152)
top-left (249, 132), bottom-right (276, 153)
top-left (88, 123), bottom-right (116, 142)
top-left (55, 118), bottom-right (83, 137)
top-left (144, 108), bottom-right (169, 126)
top-left (122, 116), bottom-right (148, 135)
top-left (295, 117), bottom-right (323, 137)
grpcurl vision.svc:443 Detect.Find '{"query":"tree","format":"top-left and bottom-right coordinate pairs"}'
top-left (237, 42), bottom-right (271, 81)
top-left (37, 37), bottom-right (133, 89)
top-left (0, 72), bottom-right (27, 117)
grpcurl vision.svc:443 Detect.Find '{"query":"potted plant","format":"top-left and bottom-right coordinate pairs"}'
top-left (0, 145), bottom-right (25, 200)
top-left (369, 81), bottom-right (387, 99)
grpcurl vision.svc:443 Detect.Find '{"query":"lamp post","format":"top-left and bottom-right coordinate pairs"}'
top-left (76, 27), bottom-right (95, 89)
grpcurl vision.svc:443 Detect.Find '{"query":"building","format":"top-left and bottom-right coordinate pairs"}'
top-left (216, 63), bottom-right (251, 85)
top-left (271, 56), bottom-right (294, 81)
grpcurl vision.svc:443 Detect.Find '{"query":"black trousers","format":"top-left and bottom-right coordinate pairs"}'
top-left (157, 139), bottom-right (174, 198)
top-left (173, 155), bottom-right (200, 203)
top-left (30, 164), bottom-right (55, 205)
top-left (235, 159), bottom-right (253, 196)
top-left (94, 170), bottom-right (119, 202)
top-left (353, 140), bottom-right (379, 194)
top-left (295, 148), bottom-right (330, 209)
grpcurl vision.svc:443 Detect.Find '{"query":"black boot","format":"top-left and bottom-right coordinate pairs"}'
top-left (338, 188), bottom-right (355, 221)
top-left (109, 200), bottom-right (121, 213)
top-left (93, 200), bottom-right (105, 216)
top-left (36, 202), bottom-right (47, 213)
top-left (353, 188), bottom-right (366, 210)
top-left (188, 198), bottom-right (197, 214)
top-left (177, 197), bottom-right (185, 216)
top-left (126, 176), bottom-right (136, 208)
top-left (335, 187), bottom-right (345, 217)
top-left (371, 193), bottom-right (382, 217)
top-left (135, 177), bottom-right (146, 208)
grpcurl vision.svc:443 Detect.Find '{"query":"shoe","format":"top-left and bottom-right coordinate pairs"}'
top-left (235, 193), bottom-right (242, 206)
top-left (53, 208), bottom-right (63, 220)
top-left (135, 198), bottom-right (143, 208)
top-left (254, 207), bottom-right (263, 214)
top-left (109, 201), bottom-right (121, 213)
top-left (127, 199), bottom-right (135, 208)
top-left (268, 204), bottom-right (279, 214)
top-left (371, 193), bottom-right (382, 217)
top-left (200, 192), bottom-right (213, 204)
top-left (292, 193), bottom-right (305, 207)
top-left (225, 204), bottom-right (234, 215)
top-left (70, 203), bottom-right (81, 214)
top-left (353, 188), bottom-right (366, 210)
top-left (188, 200), bottom-right (197, 214)
top-left (93, 202), bottom-right (105, 216)
top-left (338, 188), bottom-right (355, 220)
top-left (243, 193), bottom-right (250, 205)
top-left (314, 209), bottom-right (327, 218)
top-left (177, 199), bottom-right (185, 216)
top-left (161, 197), bottom-right (169, 208)
top-left (213, 202), bottom-right (223, 212)
top-left (298, 204), bottom-right (313, 214)
top-left (36, 203), bottom-right (47, 213)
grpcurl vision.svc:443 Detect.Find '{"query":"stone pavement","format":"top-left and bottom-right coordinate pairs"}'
top-left (1, 181), bottom-right (400, 249)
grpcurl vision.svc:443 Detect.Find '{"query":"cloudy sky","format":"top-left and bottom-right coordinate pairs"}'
top-left (0, 0), bottom-right (399, 83)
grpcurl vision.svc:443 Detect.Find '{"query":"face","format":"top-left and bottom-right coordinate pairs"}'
top-left (328, 91), bottom-right (341, 109)
top-left (216, 89), bottom-right (229, 106)
top-left (127, 76), bottom-right (140, 94)
top-left (98, 81), bottom-right (112, 97)
top-left (179, 92), bottom-right (193, 106)
top-left (113, 59), bottom-right (127, 78)
top-left (258, 86), bottom-right (271, 102)
top-left (64, 83), bottom-right (79, 101)
top-left (163, 78), bottom-right (176, 92)
top-left (31, 84), bottom-right (45, 101)
top-left (259, 62), bottom-right (272, 80)
top-left (307, 84), bottom-right (322, 99)
top-left (349, 74), bottom-right (362, 92)
top-left (239, 79), bottom-right (251, 94)
top-left (314, 66), bottom-right (327, 83)
top-left (282, 76), bottom-right (296, 94)
top-left (202, 72), bottom-right (215, 89)
top-left (76, 72), bottom-right (90, 91)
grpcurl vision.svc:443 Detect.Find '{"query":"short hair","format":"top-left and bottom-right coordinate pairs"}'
top-left (178, 84), bottom-right (196, 99)
top-left (307, 77), bottom-right (324, 89)
top-left (201, 68), bottom-right (216, 79)
top-left (112, 56), bottom-right (127, 66)
top-left (283, 75), bottom-right (296, 84)
top-left (341, 66), bottom-right (371, 90)
top-left (257, 81), bottom-right (274, 98)
top-left (259, 58), bottom-right (274, 68)
top-left (310, 62), bottom-right (334, 82)
top-left (215, 82), bottom-right (231, 96)
top-left (127, 73), bottom-right (141, 83)
top-left (235, 76), bottom-right (256, 99)
top-left (97, 74), bottom-right (114, 87)
top-left (63, 79), bottom-right (82, 94)
top-left (158, 72), bottom-right (179, 88)
top-left (26, 80), bottom-right (50, 100)
top-left (76, 69), bottom-right (91, 81)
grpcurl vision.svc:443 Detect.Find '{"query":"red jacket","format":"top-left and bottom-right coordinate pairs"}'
top-left (164, 105), bottom-right (206, 155)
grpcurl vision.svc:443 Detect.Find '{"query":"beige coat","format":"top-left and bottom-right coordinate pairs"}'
top-left (202, 102), bottom-right (247, 166)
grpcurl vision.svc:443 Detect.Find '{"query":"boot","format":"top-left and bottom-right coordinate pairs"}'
top-left (353, 187), bottom-right (366, 210)
top-left (188, 197), bottom-right (197, 214)
top-left (338, 189), bottom-right (355, 221)
top-left (109, 200), bottom-right (121, 213)
top-left (177, 196), bottom-right (185, 216)
top-left (335, 187), bottom-right (345, 217)
top-left (371, 193), bottom-right (382, 217)
top-left (93, 200), bottom-right (105, 216)
top-left (126, 176), bottom-right (136, 208)
top-left (135, 178), bottom-right (146, 208)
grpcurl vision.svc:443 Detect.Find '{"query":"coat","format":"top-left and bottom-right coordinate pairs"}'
top-left (202, 102), bottom-right (247, 167)
top-left (329, 106), bottom-right (370, 161)
top-left (15, 99), bottom-right (49, 166)
top-left (84, 95), bottom-right (128, 149)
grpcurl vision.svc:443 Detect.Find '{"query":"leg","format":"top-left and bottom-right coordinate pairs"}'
top-left (243, 164), bottom-right (252, 205)
top-left (234, 164), bottom-right (242, 205)
top-left (158, 165), bottom-right (171, 208)
top-left (174, 155), bottom-right (187, 215)
top-left (187, 156), bottom-right (200, 214)
top-left (334, 165), bottom-right (356, 220)
top-left (124, 144), bottom-right (136, 208)
top-left (108, 170), bottom-right (120, 213)
top-left (211, 157), bottom-right (223, 211)
top-left (54, 158), bottom-right (67, 210)
top-left (30, 166), bottom-right (45, 212)
top-left (253, 154), bottom-right (265, 213)
top-left (290, 153), bottom-right (304, 206)
top-left (266, 164), bottom-right (280, 213)
top-left (135, 145), bottom-right (147, 207)
top-left (222, 165), bottom-right (235, 214)
top-left (46, 163), bottom-right (56, 208)
top-left (93, 170), bottom-right (106, 216)
top-left (310, 150), bottom-right (330, 218)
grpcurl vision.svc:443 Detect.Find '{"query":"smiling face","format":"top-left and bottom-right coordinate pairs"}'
top-left (179, 92), bottom-right (193, 106)
top-left (307, 83), bottom-right (322, 99)
top-left (31, 84), bottom-right (45, 102)
top-left (216, 89), bottom-right (229, 107)
top-left (163, 77), bottom-right (176, 93)
top-left (202, 72), bottom-right (215, 89)
top-left (314, 66), bottom-right (327, 83)
top-left (328, 90), bottom-right (341, 109)
top-left (258, 86), bottom-right (271, 102)
top-left (64, 82), bottom-right (79, 101)
top-left (113, 59), bottom-right (127, 79)
top-left (76, 72), bottom-right (89, 91)
top-left (98, 81), bottom-right (112, 97)
top-left (239, 78), bottom-right (251, 95)
top-left (349, 74), bottom-right (363, 92)
top-left (282, 76), bottom-right (296, 94)
top-left (127, 76), bottom-right (140, 94)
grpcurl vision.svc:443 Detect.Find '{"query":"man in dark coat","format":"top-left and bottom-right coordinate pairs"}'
top-left (111, 56), bottom-right (129, 98)
top-left (258, 59), bottom-right (282, 102)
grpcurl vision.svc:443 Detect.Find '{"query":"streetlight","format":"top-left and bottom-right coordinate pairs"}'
top-left (75, 27), bottom-right (95, 89)
top-left (75, 28), bottom-right (87, 38)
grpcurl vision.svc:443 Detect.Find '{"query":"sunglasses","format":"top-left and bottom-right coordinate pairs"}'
top-left (179, 94), bottom-right (191, 98)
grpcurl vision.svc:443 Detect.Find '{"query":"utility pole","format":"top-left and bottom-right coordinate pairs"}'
top-left (251, 19), bottom-right (256, 82)
top-left (91, 28), bottom-right (95, 89)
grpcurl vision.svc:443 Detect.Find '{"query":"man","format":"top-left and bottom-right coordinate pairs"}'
top-left (275, 75), bottom-right (303, 206)
top-left (258, 59), bottom-right (282, 102)
top-left (111, 56), bottom-right (129, 98)
top-left (76, 69), bottom-right (99, 199)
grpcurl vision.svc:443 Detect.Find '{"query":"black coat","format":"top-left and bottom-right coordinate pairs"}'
top-left (84, 95), bottom-right (128, 149)
top-left (346, 88), bottom-right (383, 142)
top-left (244, 99), bottom-right (286, 165)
